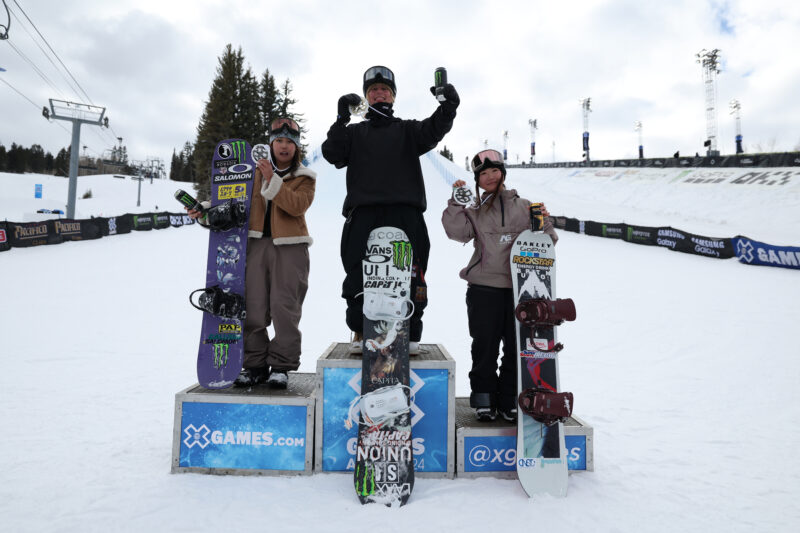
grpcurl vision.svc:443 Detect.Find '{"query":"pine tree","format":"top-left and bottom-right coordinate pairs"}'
top-left (194, 44), bottom-right (242, 199)
top-left (169, 149), bottom-right (182, 181)
top-left (180, 142), bottom-right (194, 182)
top-left (258, 69), bottom-right (280, 144)
top-left (54, 147), bottom-right (70, 177)
top-left (0, 144), bottom-right (7, 172)
top-left (439, 145), bottom-right (454, 162)
top-left (276, 78), bottom-right (307, 156)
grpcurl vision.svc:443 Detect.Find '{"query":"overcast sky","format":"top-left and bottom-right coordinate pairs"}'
top-left (1, 0), bottom-right (799, 169)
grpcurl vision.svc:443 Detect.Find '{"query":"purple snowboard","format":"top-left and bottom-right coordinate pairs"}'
top-left (196, 139), bottom-right (255, 389)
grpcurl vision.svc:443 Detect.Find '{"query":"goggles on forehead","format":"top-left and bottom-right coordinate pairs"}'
top-left (471, 149), bottom-right (504, 173)
top-left (269, 118), bottom-right (300, 144)
top-left (364, 66), bottom-right (395, 84)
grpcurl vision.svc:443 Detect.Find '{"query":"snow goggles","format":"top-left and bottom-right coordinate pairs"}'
top-left (269, 118), bottom-right (300, 144)
top-left (471, 149), bottom-right (504, 173)
top-left (363, 65), bottom-right (396, 95)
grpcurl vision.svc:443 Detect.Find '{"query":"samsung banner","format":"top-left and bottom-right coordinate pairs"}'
top-left (320, 367), bottom-right (449, 473)
top-left (179, 402), bottom-right (309, 471)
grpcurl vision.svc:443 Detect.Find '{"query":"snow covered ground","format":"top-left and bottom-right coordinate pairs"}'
top-left (1, 157), bottom-right (799, 532)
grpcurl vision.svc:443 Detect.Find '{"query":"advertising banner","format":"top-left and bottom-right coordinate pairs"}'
top-left (320, 367), bottom-right (450, 473)
top-left (132, 213), bottom-right (154, 231)
top-left (462, 434), bottom-right (587, 472)
top-left (733, 237), bottom-right (800, 270)
top-left (7, 220), bottom-right (61, 247)
top-left (0, 222), bottom-right (9, 252)
top-left (179, 401), bottom-right (309, 471)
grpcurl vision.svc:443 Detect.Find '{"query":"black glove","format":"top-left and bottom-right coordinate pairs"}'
top-left (430, 83), bottom-right (459, 112)
top-left (337, 93), bottom-right (362, 123)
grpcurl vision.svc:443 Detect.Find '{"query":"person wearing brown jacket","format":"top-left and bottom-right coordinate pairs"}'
top-left (188, 118), bottom-right (315, 388)
top-left (442, 149), bottom-right (557, 422)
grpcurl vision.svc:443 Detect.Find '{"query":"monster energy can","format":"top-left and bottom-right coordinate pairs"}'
top-left (529, 202), bottom-right (544, 232)
top-left (434, 67), bottom-right (447, 102)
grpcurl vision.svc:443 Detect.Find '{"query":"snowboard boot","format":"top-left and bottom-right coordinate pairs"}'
top-left (475, 407), bottom-right (497, 422)
top-left (233, 366), bottom-right (269, 388)
top-left (471, 392), bottom-right (497, 422)
top-left (498, 406), bottom-right (517, 423)
top-left (350, 331), bottom-right (363, 354)
top-left (267, 368), bottom-right (289, 389)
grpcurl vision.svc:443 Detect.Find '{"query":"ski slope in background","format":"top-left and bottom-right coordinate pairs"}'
top-left (1, 155), bottom-right (798, 532)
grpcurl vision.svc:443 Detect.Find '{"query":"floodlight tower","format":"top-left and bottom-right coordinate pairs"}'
top-left (634, 121), bottom-right (644, 159)
top-left (502, 130), bottom-right (509, 161)
top-left (528, 119), bottom-right (538, 164)
top-left (729, 99), bottom-right (743, 154)
top-left (696, 48), bottom-right (721, 156)
top-left (580, 98), bottom-right (592, 162)
top-left (43, 99), bottom-right (108, 218)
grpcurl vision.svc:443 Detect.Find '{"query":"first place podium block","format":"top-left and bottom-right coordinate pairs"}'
top-left (314, 343), bottom-right (456, 478)
top-left (171, 373), bottom-right (316, 476)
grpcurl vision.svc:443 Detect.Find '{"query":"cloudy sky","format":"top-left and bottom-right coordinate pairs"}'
top-left (1, 0), bottom-right (799, 169)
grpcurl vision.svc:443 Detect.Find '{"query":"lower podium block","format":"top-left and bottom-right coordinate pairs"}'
top-left (171, 373), bottom-right (315, 476)
top-left (456, 397), bottom-right (594, 478)
top-left (314, 342), bottom-right (455, 478)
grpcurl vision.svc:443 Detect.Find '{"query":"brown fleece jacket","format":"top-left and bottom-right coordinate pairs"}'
top-left (249, 164), bottom-right (316, 245)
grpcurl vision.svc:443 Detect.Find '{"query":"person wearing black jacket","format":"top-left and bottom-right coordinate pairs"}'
top-left (321, 65), bottom-right (459, 353)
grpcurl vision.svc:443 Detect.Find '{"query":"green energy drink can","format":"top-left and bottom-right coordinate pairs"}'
top-left (434, 67), bottom-right (447, 102)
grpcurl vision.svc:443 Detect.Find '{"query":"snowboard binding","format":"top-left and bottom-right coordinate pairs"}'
top-left (362, 291), bottom-right (414, 322)
top-left (518, 387), bottom-right (574, 426)
top-left (345, 383), bottom-right (413, 429)
top-left (515, 298), bottom-right (576, 353)
top-left (190, 285), bottom-right (246, 320)
top-left (205, 199), bottom-right (248, 232)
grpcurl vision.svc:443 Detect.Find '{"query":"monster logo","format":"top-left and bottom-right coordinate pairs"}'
top-left (213, 343), bottom-right (229, 369)
top-left (390, 240), bottom-right (412, 271)
top-left (231, 140), bottom-right (246, 163)
top-left (355, 463), bottom-right (376, 497)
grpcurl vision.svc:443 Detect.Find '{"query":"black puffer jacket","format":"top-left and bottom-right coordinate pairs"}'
top-left (322, 103), bottom-right (455, 216)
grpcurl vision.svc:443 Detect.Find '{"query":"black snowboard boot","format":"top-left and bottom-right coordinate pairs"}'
top-left (233, 366), bottom-right (269, 387)
top-left (267, 368), bottom-right (289, 389)
top-left (471, 392), bottom-right (496, 422)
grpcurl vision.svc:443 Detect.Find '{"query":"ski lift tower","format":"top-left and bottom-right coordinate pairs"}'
top-left (528, 119), bottom-right (538, 164)
top-left (634, 121), bottom-right (644, 159)
top-left (729, 99), bottom-right (743, 154)
top-left (580, 98), bottom-right (592, 162)
top-left (696, 48), bottom-right (721, 156)
top-left (43, 99), bottom-right (108, 218)
top-left (502, 130), bottom-right (509, 161)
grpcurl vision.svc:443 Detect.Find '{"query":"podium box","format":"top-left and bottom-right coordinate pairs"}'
top-left (171, 373), bottom-right (316, 476)
top-left (314, 343), bottom-right (456, 478)
top-left (455, 397), bottom-right (594, 478)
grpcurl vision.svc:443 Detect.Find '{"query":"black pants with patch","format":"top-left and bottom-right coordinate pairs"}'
top-left (340, 205), bottom-right (429, 342)
top-left (466, 284), bottom-right (517, 411)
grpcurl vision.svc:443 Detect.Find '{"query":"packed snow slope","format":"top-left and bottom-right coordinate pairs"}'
top-left (1, 156), bottom-right (798, 532)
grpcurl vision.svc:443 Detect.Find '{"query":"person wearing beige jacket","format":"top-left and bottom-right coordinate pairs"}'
top-left (442, 149), bottom-right (557, 423)
top-left (188, 118), bottom-right (315, 389)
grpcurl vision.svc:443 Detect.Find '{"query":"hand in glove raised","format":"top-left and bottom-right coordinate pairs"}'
top-left (430, 83), bottom-right (460, 113)
top-left (337, 93), bottom-right (362, 123)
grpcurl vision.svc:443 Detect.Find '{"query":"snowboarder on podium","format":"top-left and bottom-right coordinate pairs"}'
top-left (322, 65), bottom-right (459, 354)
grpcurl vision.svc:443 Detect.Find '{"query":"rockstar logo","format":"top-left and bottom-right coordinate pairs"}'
top-left (183, 424), bottom-right (211, 449)
top-left (736, 239), bottom-right (755, 263)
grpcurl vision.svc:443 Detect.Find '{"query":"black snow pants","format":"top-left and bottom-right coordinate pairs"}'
top-left (466, 284), bottom-right (517, 411)
top-left (340, 205), bottom-right (430, 342)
